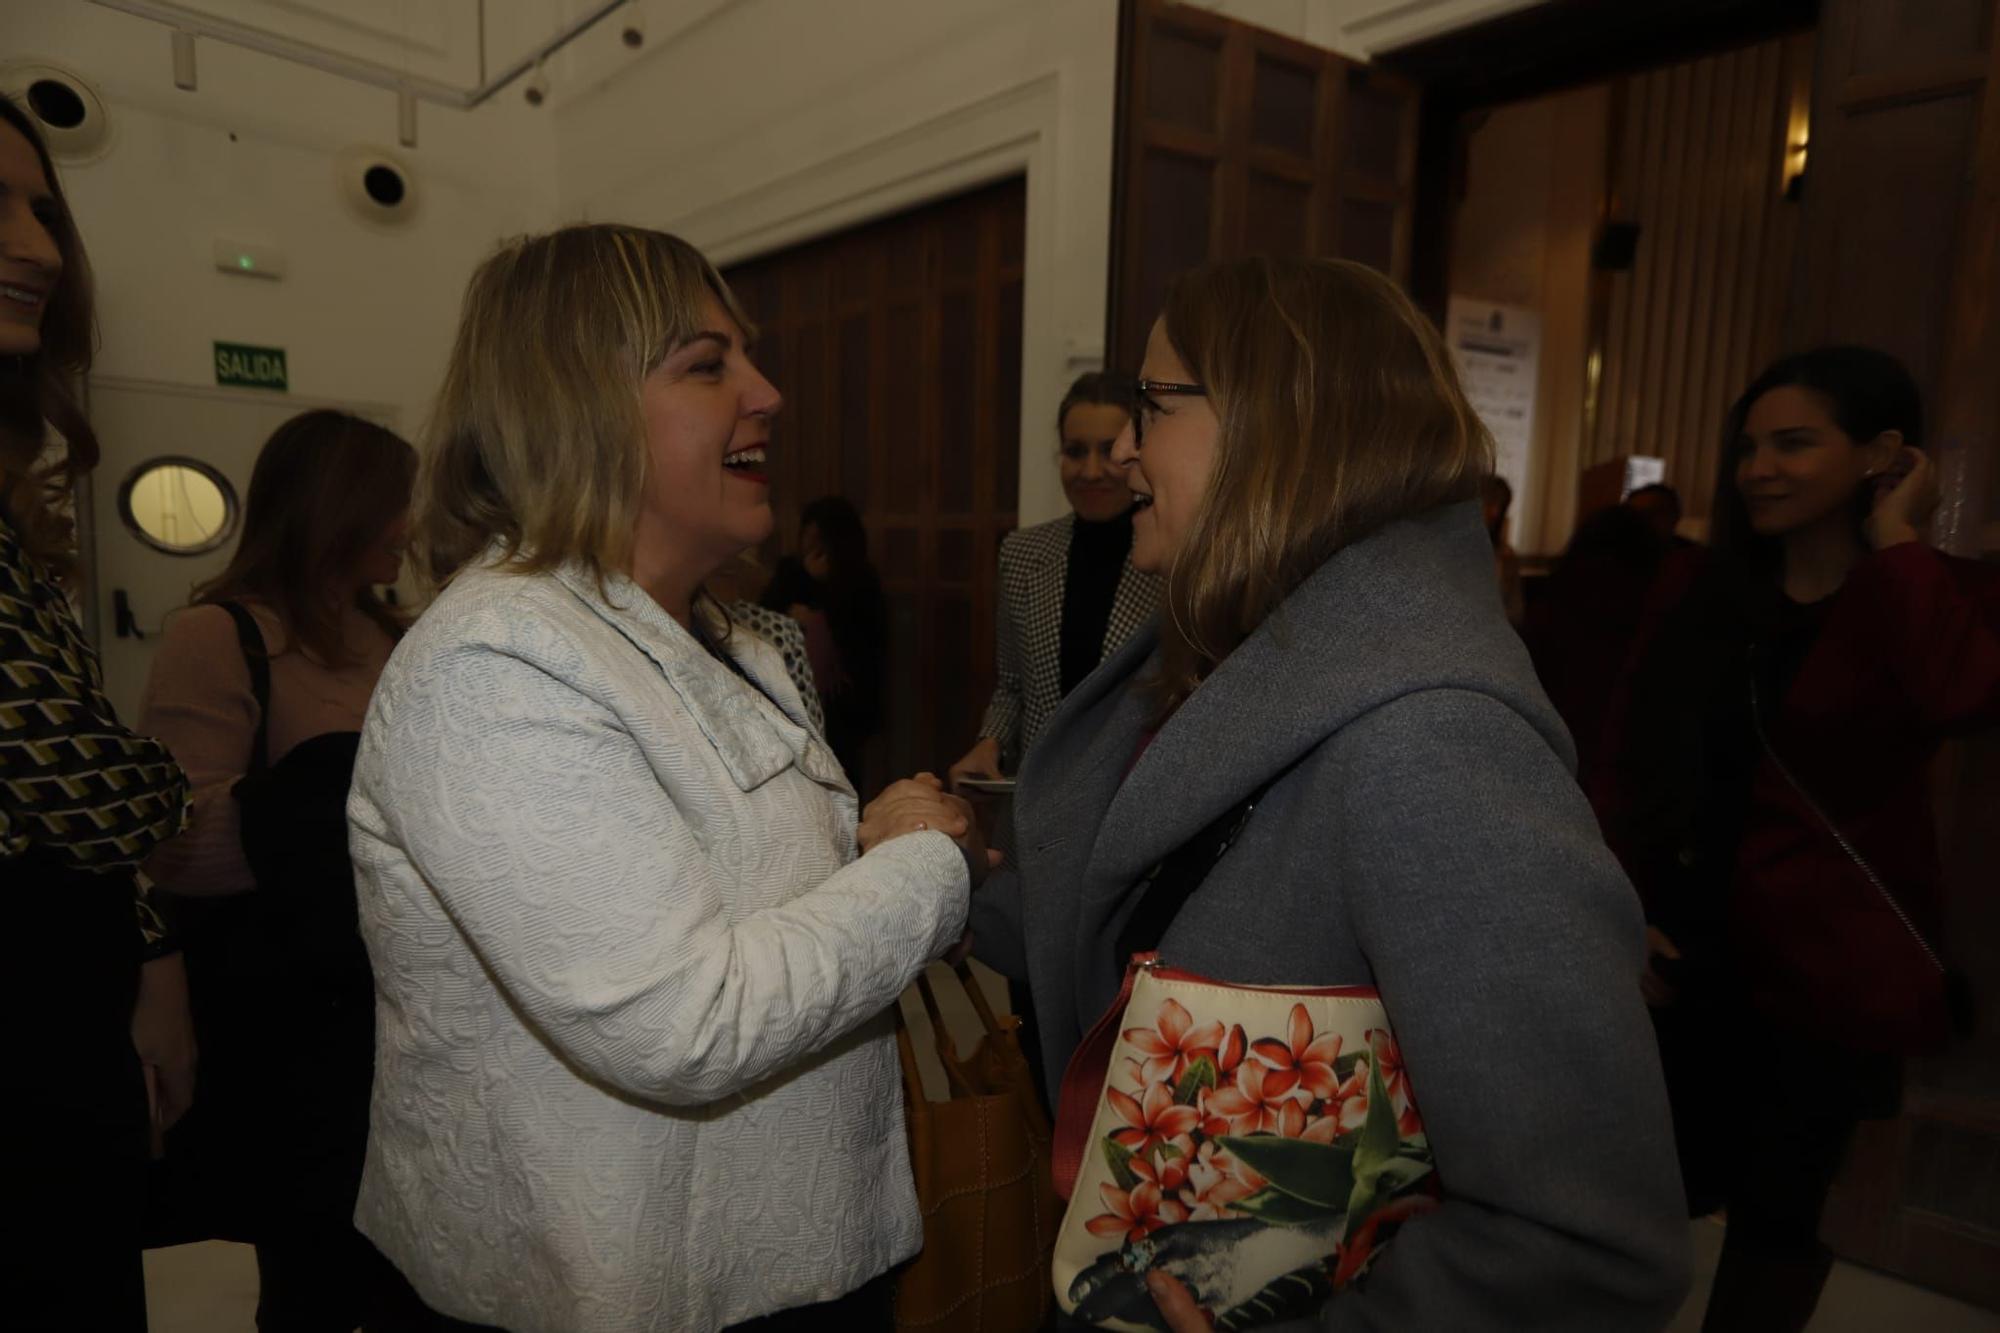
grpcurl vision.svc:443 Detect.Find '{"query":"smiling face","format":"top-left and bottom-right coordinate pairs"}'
top-left (1734, 384), bottom-right (1895, 539)
top-left (1060, 401), bottom-right (1135, 523)
top-left (0, 120), bottom-right (63, 356)
top-left (630, 291), bottom-right (784, 583)
top-left (1111, 319), bottom-right (1220, 574)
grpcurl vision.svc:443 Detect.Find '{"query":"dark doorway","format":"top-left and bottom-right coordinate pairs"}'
top-left (722, 177), bottom-right (1027, 798)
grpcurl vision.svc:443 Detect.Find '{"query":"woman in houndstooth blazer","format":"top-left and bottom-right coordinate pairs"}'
top-left (951, 373), bottom-right (1161, 785)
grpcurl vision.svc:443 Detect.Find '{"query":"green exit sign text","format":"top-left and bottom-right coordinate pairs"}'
top-left (214, 341), bottom-right (288, 391)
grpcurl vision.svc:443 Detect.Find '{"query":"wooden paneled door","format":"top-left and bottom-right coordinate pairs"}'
top-left (1106, 0), bottom-right (1421, 367)
top-left (721, 178), bottom-right (1026, 799)
top-left (1791, 0), bottom-right (2000, 1310)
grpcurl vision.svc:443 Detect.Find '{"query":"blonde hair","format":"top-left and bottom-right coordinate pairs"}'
top-left (415, 223), bottom-right (754, 591)
top-left (1148, 256), bottom-right (1490, 719)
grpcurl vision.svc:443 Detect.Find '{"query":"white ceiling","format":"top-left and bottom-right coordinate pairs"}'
top-left (103, 0), bottom-right (608, 94)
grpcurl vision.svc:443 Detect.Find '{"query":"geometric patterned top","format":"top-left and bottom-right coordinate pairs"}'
top-left (1, 508), bottom-right (189, 954)
top-left (726, 600), bottom-right (826, 736)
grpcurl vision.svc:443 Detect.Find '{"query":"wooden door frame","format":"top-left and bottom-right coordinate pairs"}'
top-left (1103, 0), bottom-right (1420, 370)
top-left (1380, 0), bottom-right (1818, 325)
top-left (655, 72), bottom-right (1084, 530)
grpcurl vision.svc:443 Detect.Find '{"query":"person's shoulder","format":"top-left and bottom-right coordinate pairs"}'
top-left (161, 601), bottom-right (237, 643)
top-left (1000, 515), bottom-right (1072, 565)
top-left (397, 566), bottom-right (584, 666)
top-left (1311, 686), bottom-right (1576, 824)
top-left (143, 604), bottom-right (258, 703)
top-left (1935, 547), bottom-right (2000, 596)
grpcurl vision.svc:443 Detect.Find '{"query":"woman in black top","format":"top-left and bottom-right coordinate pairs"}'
top-left (950, 372), bottom-right (1160, 789)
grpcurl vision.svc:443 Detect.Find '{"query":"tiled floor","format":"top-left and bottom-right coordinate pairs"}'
top-left (146, 1218), bottom-right (2000, 1331)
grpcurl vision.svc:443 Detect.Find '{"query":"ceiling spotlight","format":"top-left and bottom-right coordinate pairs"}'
top-left (523, 60), bottom-right (548, 107)
top-left (171, 30), bottom-right (196, 92)
top-left (621, 2), bottom-right (646, 48)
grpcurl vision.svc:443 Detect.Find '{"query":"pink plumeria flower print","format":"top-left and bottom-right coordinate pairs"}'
top-left (1106, 1080), bottom-right (1202, 1159)
top-left (1178, 1141), bottom-right (1263, 1222)
top-left (1129, 1134), bottom-right (1196, 1193)
top-left (1122, 998), bottom-right (1226, 1087)
top-left (1319, 1063), bottom-right (1374, 1137)
top-left (1251, 1004), bottom-right (1347, 1101)
top-left (1200, 1055), bottom-right (1312, 1138)
top-left (1366, 1029), bottom-right (1425, 1136)
top-left (1085, 1177), bottom-right (1189, 1243)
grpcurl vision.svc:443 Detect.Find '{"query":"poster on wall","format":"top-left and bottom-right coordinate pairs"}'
top-left (1445, 297), bottom-right (1541, 509)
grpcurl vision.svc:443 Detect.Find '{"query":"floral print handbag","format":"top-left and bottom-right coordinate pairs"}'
top-left (1049, 953), bottom-right (1440, 1330)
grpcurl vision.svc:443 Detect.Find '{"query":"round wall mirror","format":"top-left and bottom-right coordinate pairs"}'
top-left (117, 457), bottom-right (239, 556)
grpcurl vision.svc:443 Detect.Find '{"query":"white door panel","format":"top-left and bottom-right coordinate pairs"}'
top-left (84, 377), bottom-right (398, 723)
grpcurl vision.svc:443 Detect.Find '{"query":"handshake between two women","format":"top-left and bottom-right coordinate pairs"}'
top-left (858, 772), bottom-right (1000, 965)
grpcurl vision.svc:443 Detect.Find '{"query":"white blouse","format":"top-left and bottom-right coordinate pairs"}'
top-left (347, 558), bottom-right (969, 1333)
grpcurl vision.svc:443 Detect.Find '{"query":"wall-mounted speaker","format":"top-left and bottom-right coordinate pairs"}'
top-left (337, 146), bottom-right (420, 227)
top-left (0, 60), bottom-right (113, 163)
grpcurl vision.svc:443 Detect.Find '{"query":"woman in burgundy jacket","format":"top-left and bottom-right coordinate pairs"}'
top-left (1605, 346), bottom-right (2000, 1333)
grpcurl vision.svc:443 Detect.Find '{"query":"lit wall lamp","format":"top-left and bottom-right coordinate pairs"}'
top-left (171, 29), bottom-right (196, 91)
top-left (1783, 98), bottom-right (1811, 200)
top-left (1785, 134), bottom-right (1808, 199)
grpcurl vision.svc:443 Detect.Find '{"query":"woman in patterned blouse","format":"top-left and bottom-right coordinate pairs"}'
top-left (0, 95), bottom-right (193, 1330)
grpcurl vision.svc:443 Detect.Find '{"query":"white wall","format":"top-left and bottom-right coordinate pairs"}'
top-left (2, 0), bottom-right (559, 437)
top-left (6, 0), bottom-right (1558, 532)
top-left (550, 0), bottom-right (1121, 527)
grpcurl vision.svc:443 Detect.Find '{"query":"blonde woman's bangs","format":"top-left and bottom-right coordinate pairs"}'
top-left (414, 224), bottom-right (752, 590)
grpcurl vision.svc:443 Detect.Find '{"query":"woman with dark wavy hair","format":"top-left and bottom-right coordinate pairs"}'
top-left (1607, 346), bottom-right (2000, 1332)
top-left (0, 93), bottom-right (193, 1330)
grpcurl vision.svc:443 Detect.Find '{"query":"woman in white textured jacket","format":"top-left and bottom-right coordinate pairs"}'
top-left (347, 224), bottom-right (983, 1333)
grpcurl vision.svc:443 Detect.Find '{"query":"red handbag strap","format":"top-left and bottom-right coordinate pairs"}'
top-left (1050, 954), bottom-right (1152, 1201)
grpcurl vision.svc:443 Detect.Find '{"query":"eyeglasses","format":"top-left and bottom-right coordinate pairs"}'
top-left (1134, 377), bottom-right (1207, 446)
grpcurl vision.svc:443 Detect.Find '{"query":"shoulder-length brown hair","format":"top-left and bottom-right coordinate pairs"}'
top-left (194, 409), bottom-right (415, 664)
top-left (416, 223), bottom-right (754, 596)
top-left (0, 95), bottom-right (100, 581)
top-left (1148, 256), bottom-right (1490, 718)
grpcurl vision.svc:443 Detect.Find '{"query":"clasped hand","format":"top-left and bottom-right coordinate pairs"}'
top-left (858, 771), bottom-right (1000, 877)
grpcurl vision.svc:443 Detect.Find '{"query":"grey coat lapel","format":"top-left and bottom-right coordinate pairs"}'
top-left (1017, 502), bottom-right (1550, 1030)
top-left (1011, 619), bottom-right (1160, 1046)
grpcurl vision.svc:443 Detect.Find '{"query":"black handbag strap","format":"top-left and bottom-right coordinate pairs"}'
top-left (218, 601), bottom-right (271, 775)
top-left (1115, 778), bottom-right (1274, 962)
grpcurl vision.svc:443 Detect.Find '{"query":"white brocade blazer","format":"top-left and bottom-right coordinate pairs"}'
top-left (346, 559), bottom-right (971, 1333)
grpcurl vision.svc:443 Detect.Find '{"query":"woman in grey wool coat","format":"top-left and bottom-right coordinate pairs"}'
top-left (971, 256), bottom-right (1691, 1331)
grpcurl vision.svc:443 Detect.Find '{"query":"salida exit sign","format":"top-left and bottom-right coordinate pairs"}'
top-left (214, 341), bottom-right (288, 391)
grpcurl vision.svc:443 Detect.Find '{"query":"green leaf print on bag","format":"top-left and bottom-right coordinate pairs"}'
top-left (1174, 1054), bottom-right (1220, 1105)
top-left (1214, 1135), bottom-right (1356, 1210)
